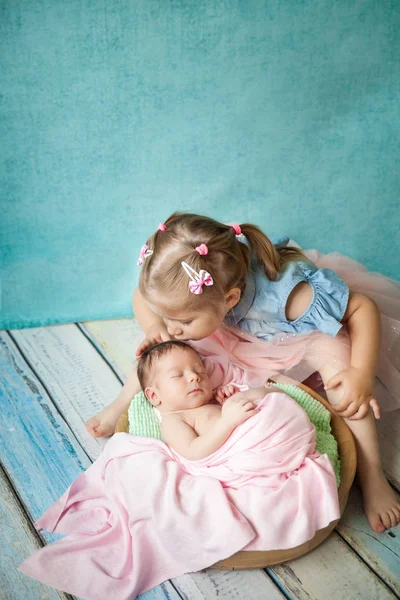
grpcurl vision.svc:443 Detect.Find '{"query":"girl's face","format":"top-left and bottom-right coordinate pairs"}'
top-left (148, 289), bottom-right (241, 341)
top-left (151, 303), bottom-right (224, 341)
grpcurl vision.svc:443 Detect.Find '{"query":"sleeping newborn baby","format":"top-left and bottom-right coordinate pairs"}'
top-left (137, 340), bottom-right (267, 460)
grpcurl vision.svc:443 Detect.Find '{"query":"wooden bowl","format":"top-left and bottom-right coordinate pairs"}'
top-left (115, 382), bottom-right (356, 569)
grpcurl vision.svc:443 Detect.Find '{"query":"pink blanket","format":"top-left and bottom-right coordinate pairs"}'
top-left (20, 392), bottom-right (339, 599)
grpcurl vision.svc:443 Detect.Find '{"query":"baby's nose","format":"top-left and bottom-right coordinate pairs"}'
top-left (188, 371), bottom-right (200, 382)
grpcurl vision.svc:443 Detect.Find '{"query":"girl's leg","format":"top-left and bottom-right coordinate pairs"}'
top-left (86, 367), bottom-right (141, 437)
top-left (318, 363), bottom-right (400, 532)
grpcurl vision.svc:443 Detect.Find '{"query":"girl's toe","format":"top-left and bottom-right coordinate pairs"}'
top-left (380, 511), bottom-right (392, 530)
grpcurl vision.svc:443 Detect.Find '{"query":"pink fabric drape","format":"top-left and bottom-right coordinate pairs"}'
top-left (20, 392), bottom-right (339, 599)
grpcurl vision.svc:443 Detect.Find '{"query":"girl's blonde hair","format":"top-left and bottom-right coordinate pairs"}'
top-left (139, 212), bottom-right (304, 312)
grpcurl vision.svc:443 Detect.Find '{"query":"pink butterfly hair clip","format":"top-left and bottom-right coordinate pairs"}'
top-left (137, 244), bottom-right (153, 266)
top-left (181, 262), bottom-right (214, 295)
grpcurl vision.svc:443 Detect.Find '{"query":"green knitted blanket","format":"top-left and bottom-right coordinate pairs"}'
top-left (128, 382), bottom-right (340, 486)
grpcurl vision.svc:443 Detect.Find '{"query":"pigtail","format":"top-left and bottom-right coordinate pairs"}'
top-left (240, 224), bottom-right (281, 280)
top-left (240, 223), bottom-right (305, 281)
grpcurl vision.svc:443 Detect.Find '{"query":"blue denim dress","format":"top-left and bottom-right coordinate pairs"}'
top-left (224, 257), bottom-right (350, 342)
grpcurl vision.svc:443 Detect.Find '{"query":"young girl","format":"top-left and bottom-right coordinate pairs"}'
top-left (86, 212), bottom-right (400, 533)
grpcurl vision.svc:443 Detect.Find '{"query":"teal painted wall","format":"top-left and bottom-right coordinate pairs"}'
top-left (1, 0), bottom-right (399, 329)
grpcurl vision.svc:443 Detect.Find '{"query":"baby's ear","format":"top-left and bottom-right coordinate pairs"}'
top-left (145, 387), bottom-right (161, 406)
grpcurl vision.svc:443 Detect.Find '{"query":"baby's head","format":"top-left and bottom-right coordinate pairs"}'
top-left (137, 340), bottom-right (213, 414)
top-left (138, 213), bottom-right (252, 341)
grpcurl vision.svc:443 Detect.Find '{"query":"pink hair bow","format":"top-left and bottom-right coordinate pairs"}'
top-left (137, 244), bottom-right (153, 266)
top-left (181, 262), bottom-right (214, 295)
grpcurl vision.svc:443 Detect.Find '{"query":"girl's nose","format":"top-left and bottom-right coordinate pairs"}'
top-left (167, 323), bottom-right (183, 337)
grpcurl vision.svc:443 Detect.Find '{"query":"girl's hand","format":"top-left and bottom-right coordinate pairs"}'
top-left (136, 323), bottom-right (172, 357)
top-left (221, 392), bottom-right (259, 427)
top-left (215, 384), bottom-right (239, 404)
top-left (325, 367), bottom-right (381, 420)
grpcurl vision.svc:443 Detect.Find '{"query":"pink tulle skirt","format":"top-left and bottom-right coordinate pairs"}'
top-left (192, 251), bottom-right (400, 412)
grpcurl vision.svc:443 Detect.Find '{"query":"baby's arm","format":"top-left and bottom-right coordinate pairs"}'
top-left (162, 395), bottom-right (259, 460)
top-left (325, 292), bottom-right (381, 419)
top-left (215, 383), bottom-right (268, 403)
top-left (133, 288), bottom-right (172, 356)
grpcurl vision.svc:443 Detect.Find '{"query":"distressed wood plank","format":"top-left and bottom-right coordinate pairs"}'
top-left (138, 582), bottom-right (182, 600)
top-left (0, 331), bottom-right (181, 600)
top-left (10, 325), bottom-right (119, 460)
top-left (83, 318), bottom-right (399, 600)
top-left (0, 331), bottom-right (91, 533)
top-left (271, 534), bottom-right (398, 600)
top-left (79, 318), bottom-right (143, 380)
top-left (0, 465), bottom-right (69, 600)
top-left (173, 570), bottom-right (286, 600)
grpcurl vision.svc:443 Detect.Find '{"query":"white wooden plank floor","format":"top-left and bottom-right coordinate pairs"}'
top-left (0, 319), bottom-right (399, 600)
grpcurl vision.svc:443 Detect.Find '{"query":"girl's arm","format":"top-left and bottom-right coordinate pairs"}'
top-left (133, 288), bottom-right (171, 356)
top-left (325, 292), bottom-right (381, 419)
top-left (286, 284), bottom-right (381, 420)
top-left (205, 354), bottom-right (268, 396)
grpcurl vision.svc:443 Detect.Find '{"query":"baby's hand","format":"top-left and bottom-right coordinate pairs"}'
top-left (136, 323), bottom-right (172, 357)
top-left (215, 383), bottom-right (239, 404)
top-left (221, 392), bottom-right (259, 427)
top-left (325, 366), bottom-right (380, 420)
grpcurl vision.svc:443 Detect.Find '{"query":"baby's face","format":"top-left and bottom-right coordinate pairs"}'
top-left (146, 348), bottom-right (213, 412)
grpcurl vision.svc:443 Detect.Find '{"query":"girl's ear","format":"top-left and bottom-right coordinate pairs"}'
top-left (224, 287), bottom-right (241, 309)
top-left (145, 387), bottom-right (161, 406)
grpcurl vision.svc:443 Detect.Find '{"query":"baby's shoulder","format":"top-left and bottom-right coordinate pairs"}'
top-left (160, 411), bottom-right (190, 441)
top-left (160, 411), bottom-right (186, 430)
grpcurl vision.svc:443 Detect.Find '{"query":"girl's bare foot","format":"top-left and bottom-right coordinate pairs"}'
top-left (86, 405), bottom-right (122, 437)
top-left (359, 468), bottom-right (400, 532)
